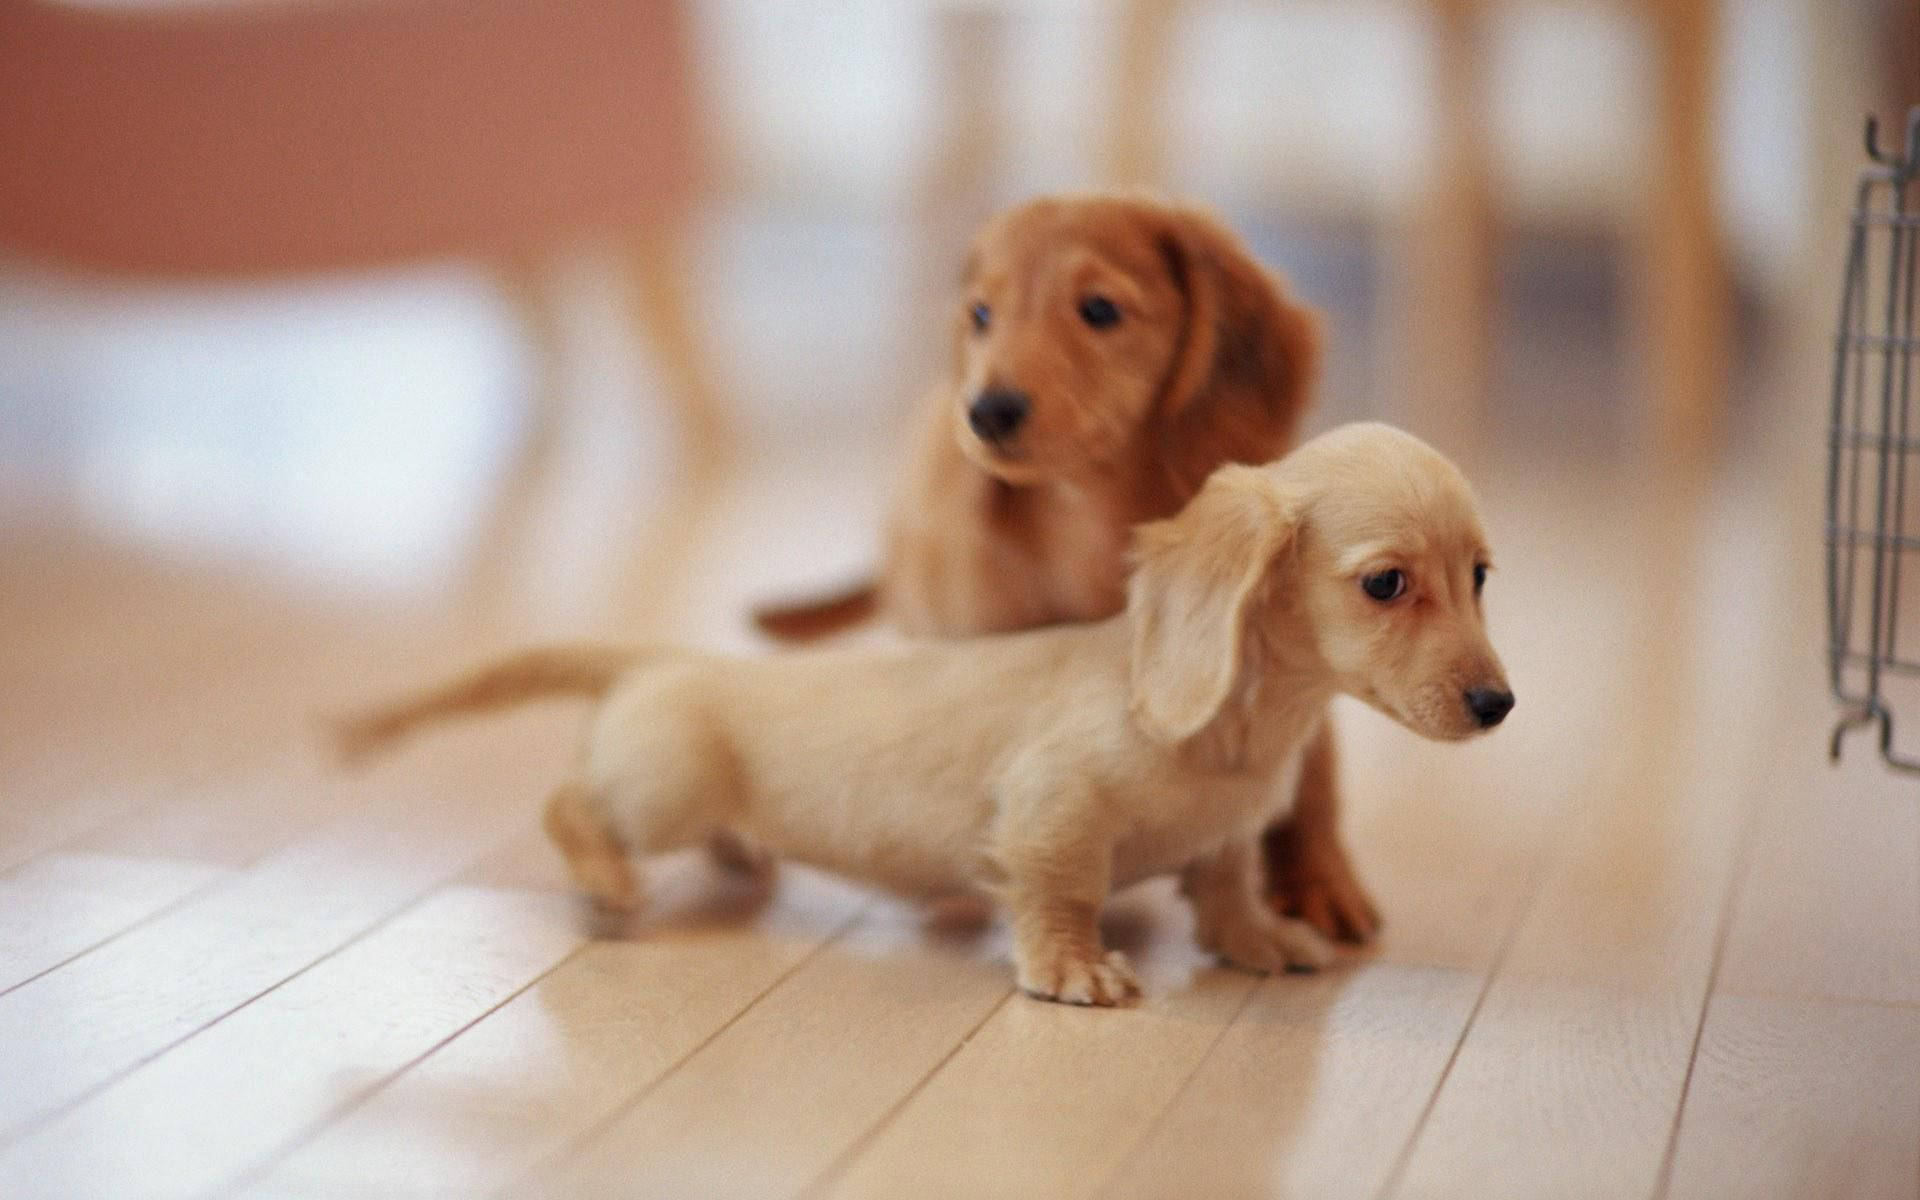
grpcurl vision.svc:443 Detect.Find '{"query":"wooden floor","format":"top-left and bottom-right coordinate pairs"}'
top-left (2, 406), bottom-right (1917, 1199)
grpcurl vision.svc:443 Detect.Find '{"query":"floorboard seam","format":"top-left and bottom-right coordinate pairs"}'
top-left (1085, 974), bottom-right (1268, 1199)
top-left (0, 761), bottom-right (366, 1002)
top-left (797, 984), bottom-right (1017, 1200)
top-left (1648, 791), bottom-right (1767, 1200)
top-left (0, 867), bottom-right (234, 1000)
top-left (1370, 827), bottom-right (1563, 1200)
top-left (214, 935), bottom-right (596, 1200)
top-left (494, 897), bottom-right (875, 1199)
top-left (1652, 662), bottom-right (1829, 1200)
top-left (0, 813), bottom-right (535, 1151)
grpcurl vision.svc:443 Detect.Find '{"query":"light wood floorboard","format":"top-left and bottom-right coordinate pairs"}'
top-left (0, 852), bottom-right (225, 995)
top-left (0, 885), bottom-right (583, 1200)
top-left (3, 436), bottom-right (1914, 1198)
top-left (816, 899), bottom-right (1252, 1200)
top-left (0, 713), bottom-right (573, 1141)
top-left (1664, 993), bottom-right (1920, 1200)
top-left (1383, 475), bottom-right (1800, 1200)
top-left (245, 857), bottom-right (869, 1199)
top-left (518, 895), bottom-right (1012, 1200)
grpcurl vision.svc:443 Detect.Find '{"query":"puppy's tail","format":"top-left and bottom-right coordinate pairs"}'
top-left (332, 643), bottom-right (648, 763)
top-left (751, 578), bottom-right (879, 643)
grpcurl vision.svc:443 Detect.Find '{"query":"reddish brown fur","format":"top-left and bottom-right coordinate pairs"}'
top-left (754, 193), bottom-right (1380, 941)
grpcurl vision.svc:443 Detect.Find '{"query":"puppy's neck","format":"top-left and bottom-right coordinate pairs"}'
top-left (1182, 595), bottom-right (1336, 775)
top-left (1094, 441), bottom-right (1191, 526)
top-left (985, 473), bottom-right (1137, 588)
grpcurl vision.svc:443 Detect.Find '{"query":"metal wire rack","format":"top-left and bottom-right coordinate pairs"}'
top-left (1828, 107), bottom-right (1920, 770)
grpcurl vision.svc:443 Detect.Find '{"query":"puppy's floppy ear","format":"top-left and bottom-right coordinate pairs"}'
top-left (1154, 206), bottom-right (1323, 491)
top-left (1128, 464), bottom-right (1299, 743)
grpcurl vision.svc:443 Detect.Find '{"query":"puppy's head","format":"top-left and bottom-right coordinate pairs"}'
top-left (951, 194), bottom-right (1320, 486)
top-left (1128, 422), bottom-right (1512, 747)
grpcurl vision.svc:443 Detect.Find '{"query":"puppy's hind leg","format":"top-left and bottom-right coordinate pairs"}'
top-left (544, 781), bottom-right (642, 913)
top-left (1184, 838), bottom-right (1332, 973)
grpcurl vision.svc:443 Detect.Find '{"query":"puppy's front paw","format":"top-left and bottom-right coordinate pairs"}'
top-left (577, 860), bottom-right (644, 914)
top-left (1018, 948), bottom-right (1141, 1007)
top-left (1266, 836), bottom-right (1381, 943)
top-left (1203, 913), bottom-right (1333, 975)
top-left (706, 828), bottom-right (778, 882)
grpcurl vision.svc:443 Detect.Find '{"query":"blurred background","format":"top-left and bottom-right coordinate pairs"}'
top-left (6, 6), bottom-right (1920, 1196)
top-left (1, 0), bottom-right (1911, 647)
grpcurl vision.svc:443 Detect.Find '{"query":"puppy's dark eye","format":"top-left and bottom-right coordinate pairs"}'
top-left (1361, 569), bottom-right (1406, 602)
top-left (1078, 295), bottom-right (1120, 329)
top-left (1473, 563), bottom-right (1488, 594)
top-left (969, 302), bottom-right (990, 333)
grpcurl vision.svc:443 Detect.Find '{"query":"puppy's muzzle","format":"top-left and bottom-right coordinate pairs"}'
top-left (1464, 687), bottom-right (1514, 728)
top-left (968, 389), bottom-right (1030, 445)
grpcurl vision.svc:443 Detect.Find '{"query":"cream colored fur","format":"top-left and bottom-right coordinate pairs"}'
top-left (341, 423), bottom-right (1510, 1006)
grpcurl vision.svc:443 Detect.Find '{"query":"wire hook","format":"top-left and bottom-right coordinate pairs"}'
top-left (1862, 109), bottom-right (1920, 173)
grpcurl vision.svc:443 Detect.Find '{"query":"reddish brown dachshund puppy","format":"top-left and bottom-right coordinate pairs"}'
top-left (756, 193), bottom-right (1379, 941)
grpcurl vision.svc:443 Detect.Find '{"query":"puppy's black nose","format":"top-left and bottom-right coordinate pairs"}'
top-left (1465, 687), bottom-right (1514, 728)
top-left (968, 389), bottom-right (1030, 443)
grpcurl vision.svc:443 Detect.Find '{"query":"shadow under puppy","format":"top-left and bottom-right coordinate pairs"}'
top-left (340, 424), bottom-right (1512, 1006)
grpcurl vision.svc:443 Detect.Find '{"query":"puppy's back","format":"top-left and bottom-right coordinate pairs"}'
top-left (596, 623), bottom-right (1128, 894)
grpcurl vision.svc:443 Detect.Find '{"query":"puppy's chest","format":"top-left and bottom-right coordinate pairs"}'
top-left (1111, 755), bottom-right (1303, 884)
top-left (1016, 501), bottom-right (1131, 622)
top-left (1041, 536), bottom-right (1127, 619)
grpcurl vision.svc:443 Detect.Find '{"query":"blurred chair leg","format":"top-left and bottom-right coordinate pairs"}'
top-left (1639, 0), bottom-right (1728, 464)
top-left (1771, 0), bottom-right (1874, 602)
top-left (913, 3), bottom-right (1010, 346)
top-left (624, 221), bottom-right (737, 482)
top-left (463, 250), bottom-right (572, 616)
top-left (1392, 0), bottom-right (1497, 465)
top-left (616, 220), bottom-right (739, 634)
top-left (1102, 0), bottom-right (1177, 189)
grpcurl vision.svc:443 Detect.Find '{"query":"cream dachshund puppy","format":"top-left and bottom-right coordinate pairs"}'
top-left (340, 424), bottom-right (1512, 1006)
